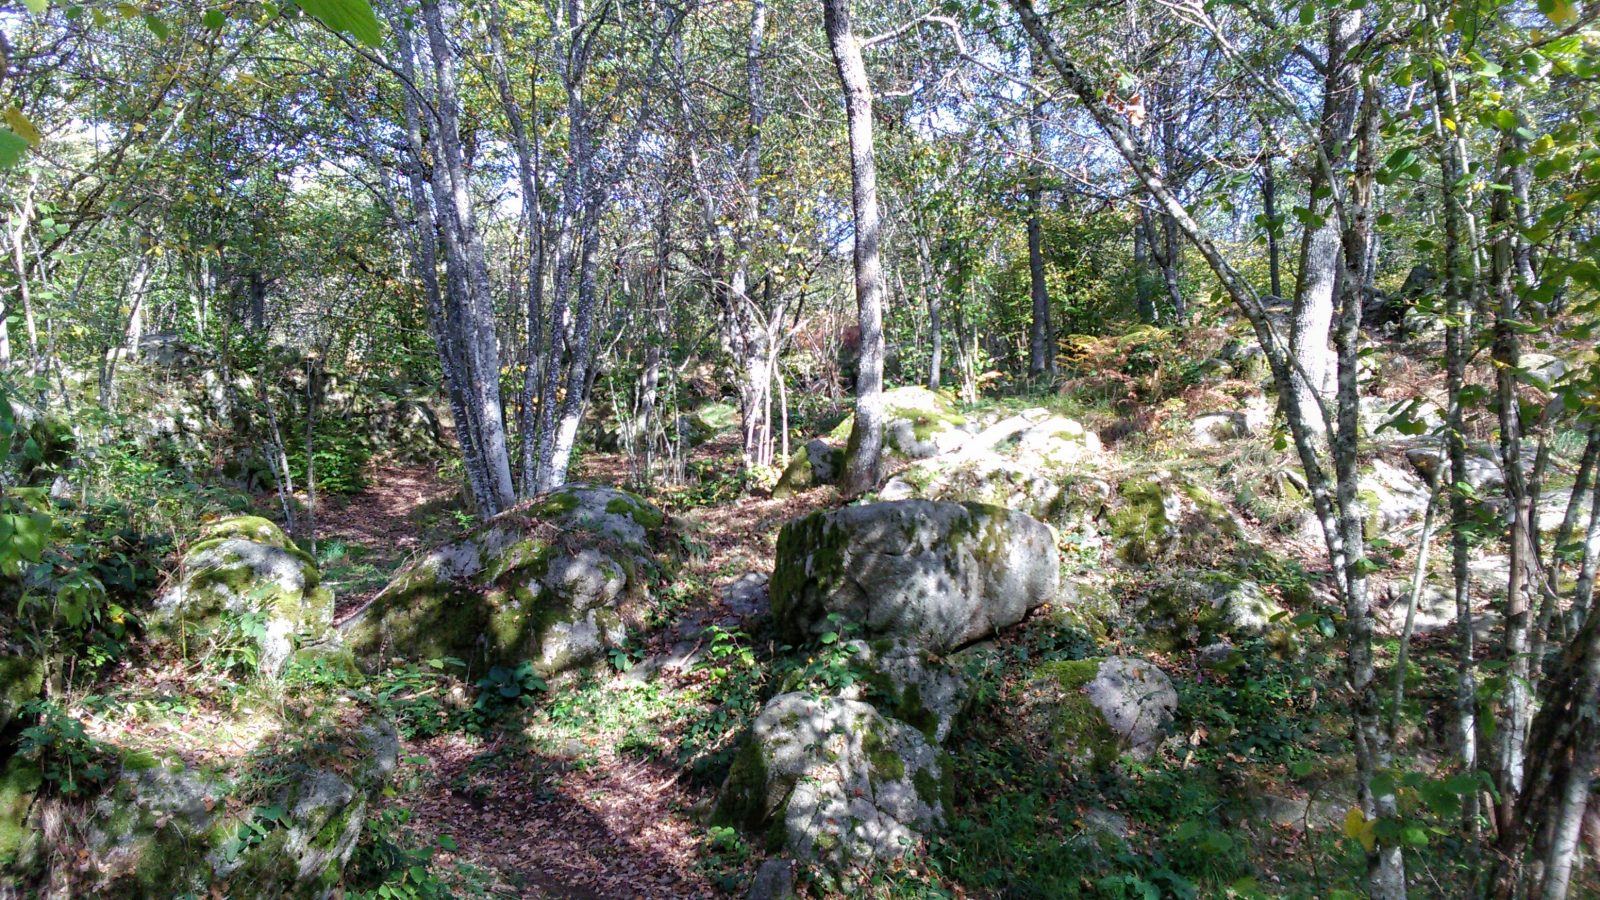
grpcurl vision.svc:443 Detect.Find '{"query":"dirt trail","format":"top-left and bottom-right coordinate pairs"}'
top-left (316, 461), bottom-right (457, 620)
top-left (310, 451), bottom-right (834, 897)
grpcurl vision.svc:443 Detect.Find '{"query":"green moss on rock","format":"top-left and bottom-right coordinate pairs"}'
top-left (1031, 659), bottom-right (1120, 770)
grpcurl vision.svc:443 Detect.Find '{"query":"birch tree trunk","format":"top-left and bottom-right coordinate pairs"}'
top-left (825, 0), bottom-right (886, 497)
top-left (1025, 40), bottom-right (1052, 379)
top-left (1289, 11), bottom-right (1361, 435)
top-left (420, 0), bottom-right (516, 513)
top-left (1008, 5), bottom-right (1405, 894)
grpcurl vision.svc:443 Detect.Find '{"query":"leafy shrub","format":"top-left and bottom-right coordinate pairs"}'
top-left (15, 700), bottom-right (114, 797)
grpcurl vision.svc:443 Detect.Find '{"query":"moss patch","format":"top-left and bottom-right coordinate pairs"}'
top-left (1033, 658), bottom-right (1120, 769)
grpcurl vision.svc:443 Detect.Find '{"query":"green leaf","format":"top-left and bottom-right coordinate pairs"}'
top-left (143, 14), bottom-right (169, 40)
top-left (0, 127), bottom-right (29, 169)
top-left (23, 0), bottom-right (48, 13)
top-left (203, 8), bottom-right (227, 29)
top-left (297, 0), bottom-right (383, 46)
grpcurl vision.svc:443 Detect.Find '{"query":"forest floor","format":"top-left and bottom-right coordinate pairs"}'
top-left (311, 440), bottom-right (835, 897)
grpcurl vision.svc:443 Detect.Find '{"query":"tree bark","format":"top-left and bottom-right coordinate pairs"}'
top-left (826, 0), bottom-right (886, 497)
top-left (1289, 10), bottom-right (1361, 435)
top-left (420, 0), bottom-right (516, 514)
top-left (1025, 41), bottom-right (1052, 378)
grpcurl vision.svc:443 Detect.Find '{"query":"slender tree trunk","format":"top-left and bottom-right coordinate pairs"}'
top-left (1026, 42), bottom-right (1052, 379)
top-left (1009, 6), bottom-right (1405, 894)
top-left (395, 16), bottom-right (492, 514)
top-left (920, 237), bottom-right (942, 390)
top-left (1430, 31), bottom-right (1482, 855)
top-left (1289, 10), bottom-right (1361, 435)
top-left (1490, 136), bottom-right (1534, 845)
top-left (826, 0), bottom-right (886, 497)
top-left (1133, 208), bottom-right (1155, 323)
top-left (1261, 143), bottom-right (1283, 300)
top-left (485, 2), bottom-right (548, 499)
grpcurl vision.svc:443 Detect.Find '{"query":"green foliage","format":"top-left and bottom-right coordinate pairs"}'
top-left (296, 0), bottom-right (384, 47)
top-left (288, 422), bottom-right (373, 494)
top-left (356, 659), bottom-right (469, 740)
top-left (348, 807), bottom-right (488, 900)
top-left (472, 661), bottom-right (549, 717)
top-left (14, 700), bottom-right (114, 797)
top-left (677, 625), bottom-right (769, 784)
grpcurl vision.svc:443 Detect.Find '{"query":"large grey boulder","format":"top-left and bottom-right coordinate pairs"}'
top-left (1023, 656), bottom-right (1177, 767)
top-left (712, 693), bottom-right (950, 879)
top-left (831, 386), bottom-right (970, 471)
top-left (833, 639), bottom-right (980, 744)
top-left (151, 517), bottom-right (334, 677)
top-left (1361, 458), bottom-right (1434, 533)
top-left (771, 500), bottom-right (1060, 652)
top-left (341, 484), bottom-right (665, 677)
top-left (876, 411), bottom-right (1106, 539)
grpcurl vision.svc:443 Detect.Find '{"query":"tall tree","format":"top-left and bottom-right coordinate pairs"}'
top-left (825, 0), bottom-right (886, 497)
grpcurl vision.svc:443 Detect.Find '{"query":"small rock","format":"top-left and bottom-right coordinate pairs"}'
top-left (747, 858), bottom-right (796, 900)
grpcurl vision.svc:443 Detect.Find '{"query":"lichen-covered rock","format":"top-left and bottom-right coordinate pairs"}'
top-left (1189, 412), bottom-right (1248, 446)
top-left (711, 693), bottom-right (951, 879)
top-left (835, 386), bottom-right (970, 474)
top-left (831, 639), bottom-right (979, 744)
top-left (0, 755), bottom-right (42, 868)
top-left (0, 649), bottom-right (45, 736)
top-left (53, 719), bottom-right (400, 899)
top-left (1024, 657), bottom-right (1176, 767)
top-left (772, 439), bottom-right (844, 498)
top-left (1129, 572), bottom-right (1295, 654)
top-left (876, 412), bottom-right (1106, 541)
top-left (771, 500), bottom-right (1060, 653)
top-left (1360, 458), bottom-right (1433, 534)
top-left (151, 517), bottom-right (333, 677)
top-left (341, 484), bottom-right (665, 677)
top-left (1100, 472), bottom-right (1247, 566)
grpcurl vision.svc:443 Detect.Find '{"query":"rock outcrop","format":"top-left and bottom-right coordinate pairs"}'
top-left (6, 719), bottom-right (398, 898)
top-left (151, 517), bottom-right (334, 678)
top-left (772, 438), bottom-right (845, 498)
top-left (876, 410), bottom-right (1106, 535)
top-left (1128, 571), bottom-right (1296, 654)
top-left (720, 499), bottom-right (1061, 881)
top-left (832, 387), bottom-right (970, 474)
top-left (1023, 656), bottom-right (1177, 767)
top-left (1100, 471), bottom-right (1247, 566)
top-left (341, 484), bottom-right (666, 677)
top-left (712, 693), bottom-right (951, 882)
top-left (771, 499), bottom-right (1060, 652)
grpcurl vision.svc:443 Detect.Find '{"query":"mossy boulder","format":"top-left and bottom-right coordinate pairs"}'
top-left (772, 439), bottom-right (845, 498)
top-left (877, 411), bottom-right (1107, 542)
top-left (0, 755), bottom-right (43, 869)
top-left (1128, 571), bottom-right (1296, 655)
top-left (341, 484), bottom-right (665, 677)
top-left (150, 516), bottom-right (333, 677)
top-left (1100, 471), bottom-right (1247, 566)
top-left (711, 693), bottom-right (950, 881)
top-left (771, 500), bottom-right (1060, 653)
top-left (0, 650), bottom-right (45, 737)
top-left (677, 400), bottom-right (739, 447)
top-left (51, 719), bottom-right (401, 899)
top-left (834, 639), bottom-right (991, 744)
top-left (835, 386), bottom-right (970, 480)
top-left (1023, 656), bottom-right (1176, 768)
